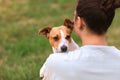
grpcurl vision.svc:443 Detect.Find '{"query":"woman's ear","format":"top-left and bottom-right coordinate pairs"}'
top-left (75, 16), bottom-right (83, 30)
top-left (76, 17), bottom-right (86, 30)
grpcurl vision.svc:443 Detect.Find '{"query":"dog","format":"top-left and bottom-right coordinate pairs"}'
top-left (38, 19), bottom-right (79, 53)
top-left (38, 19), bottom-right (79, 78)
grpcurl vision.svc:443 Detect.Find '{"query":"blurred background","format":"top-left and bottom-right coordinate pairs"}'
top-left (0, 0), bottom-right (120, 80)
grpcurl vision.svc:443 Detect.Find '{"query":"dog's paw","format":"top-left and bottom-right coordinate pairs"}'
top-left (40, 73), bottom-right (44, 77)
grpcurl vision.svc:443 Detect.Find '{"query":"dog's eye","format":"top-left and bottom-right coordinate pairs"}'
top-left (53, 36), bottom-right (59, 41)
top-left (66, 35), bottom-right (70, 40)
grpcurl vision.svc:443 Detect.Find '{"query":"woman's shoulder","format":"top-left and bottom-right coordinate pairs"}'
top-left (46, 48), bottom-right (82, 62)
top-left (46, 45), bottom-right (120, 61)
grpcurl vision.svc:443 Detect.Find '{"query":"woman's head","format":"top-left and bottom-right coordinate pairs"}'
top-left (74, 0), bottom-right (120, 35)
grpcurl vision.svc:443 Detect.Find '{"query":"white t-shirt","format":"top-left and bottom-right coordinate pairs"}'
top-left (40, 45), bottom-right (120, 80)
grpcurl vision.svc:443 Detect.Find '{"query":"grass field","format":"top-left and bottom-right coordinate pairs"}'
top-left (0, 0), bottom-right (120, 80)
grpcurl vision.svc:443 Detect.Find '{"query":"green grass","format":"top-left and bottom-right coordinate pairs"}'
top-left (0, 0), bottom-right (120, 80)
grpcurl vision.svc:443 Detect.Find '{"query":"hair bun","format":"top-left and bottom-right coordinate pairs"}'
top-left (114, 0), bottom-right (120, 8)
top-left (101, 0), bottom-right (115, 12)
top-left (101, 0), bottom-right (120, 11)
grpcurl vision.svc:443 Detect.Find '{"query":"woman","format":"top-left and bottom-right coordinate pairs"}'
top-left (40, 0), bottom-right (120, 80)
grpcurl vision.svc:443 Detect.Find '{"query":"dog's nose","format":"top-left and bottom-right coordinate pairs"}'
top-left (61, 45), bottom-right (67, 52)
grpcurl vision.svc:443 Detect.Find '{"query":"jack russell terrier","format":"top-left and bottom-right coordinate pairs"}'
top-left (38, 19), bottom-right (79, 53)
top-left (38, 19), bottom-right (79, 78)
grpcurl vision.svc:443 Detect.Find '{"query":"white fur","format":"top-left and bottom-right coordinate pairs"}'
top-left (68, 38), bottom-right (79, 51)
top-left (58, 30), bottom-right (69, 52)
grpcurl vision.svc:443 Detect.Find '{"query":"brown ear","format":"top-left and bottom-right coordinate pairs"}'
top-left (64, 19), bottom-right (74, 30)
top-left (38, 27), bottom-right (52, 39)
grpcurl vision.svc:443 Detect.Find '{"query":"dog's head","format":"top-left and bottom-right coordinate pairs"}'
top-left (38, 19), bottom-right (74, 53)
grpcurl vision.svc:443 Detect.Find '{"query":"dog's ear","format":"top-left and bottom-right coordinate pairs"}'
top-left (64, 19), bottom-right (74, 30)
top-left (38, 27), bottom-right (52, 39)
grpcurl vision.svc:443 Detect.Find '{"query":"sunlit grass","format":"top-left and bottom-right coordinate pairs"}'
top-left (107, 8), bottom-right (120, 49)
top-left (0, 0), bottom-right (76, 80)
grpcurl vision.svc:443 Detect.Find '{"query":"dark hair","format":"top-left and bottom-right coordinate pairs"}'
top-left (76, 0), bottom-right (120, 35)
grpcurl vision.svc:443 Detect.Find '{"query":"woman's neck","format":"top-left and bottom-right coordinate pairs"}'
top-left (81, 34), bottom-right (107, 46)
